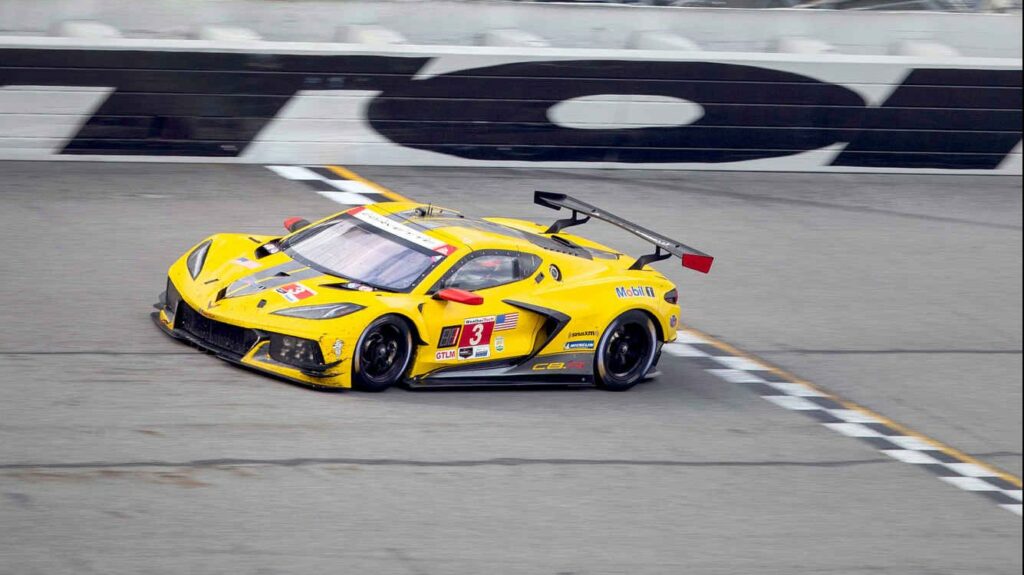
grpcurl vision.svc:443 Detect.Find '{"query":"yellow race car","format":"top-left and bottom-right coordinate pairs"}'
top-left (153, 192), bottom-right (713, 391)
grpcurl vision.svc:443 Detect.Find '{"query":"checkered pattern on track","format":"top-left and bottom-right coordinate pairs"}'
top-left (267, 165), bottom-right (394, 205)
top-left (264, 162), bottom-right (1022, 518)
top-left (665, 331), bottom-right (1023, 516)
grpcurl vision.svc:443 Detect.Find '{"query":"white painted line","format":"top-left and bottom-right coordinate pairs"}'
top-left (762, 395), bottom-right (822, 411)
top-left (939, 476), bottom-right (1000, 491)
top-left (882, 449), bottom-right (943, 465)
top-left (325, 179), bottom-right (384, 195)
top-left (318, 191), bottom-right (375, 205)
top-left (824, 422), bottom-right (885, 438)
top-left (826, 409), bottom-right (882, 424)
top-left (764, 380), bottom-right (828, 397)
top-left (675, 331), bottom-right (710, 344)
top-left (267, 165), bottom-right (319, 180)
top-left (943, 462), bottom-right (998, 478)
top-left (885, 435), bottom-right (940, 451)
top-left (707, 369), bottom-right (765, 384)
top-left (712, 356), bottom-right (765, 371)
top-left (1000, 504), bottom-right (1022, 516)
top-left (1004, 490), bottom-right (1023, 502)
top-left (662, 343), bottom-right (709, 357)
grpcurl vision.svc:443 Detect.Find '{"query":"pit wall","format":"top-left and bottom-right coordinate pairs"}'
top-left (1, 39), bottom-right (1021, 174)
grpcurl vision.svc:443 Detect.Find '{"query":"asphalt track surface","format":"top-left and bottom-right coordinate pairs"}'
top-left (0, 161), bottom-right (1020, 574)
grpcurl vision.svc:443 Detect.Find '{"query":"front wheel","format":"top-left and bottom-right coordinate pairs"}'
top-left (352, 315), bottom-right (413, 392)
top-left (594, 310), bottom-right (658, 391)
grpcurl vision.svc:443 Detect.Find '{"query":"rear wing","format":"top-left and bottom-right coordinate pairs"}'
top-left (534, 191), bottom-right (713, 273)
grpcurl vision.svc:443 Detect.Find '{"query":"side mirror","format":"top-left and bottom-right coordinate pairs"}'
top-left (284, 217), bottom-right (310, 233)
top-left (435, 287), bottom-right (484, 305)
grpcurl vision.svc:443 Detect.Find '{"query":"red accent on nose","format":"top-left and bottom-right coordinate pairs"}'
top-left (283, 217), bottom-right (305, 232)
top-left (681, 254), bottom-right (714, 274)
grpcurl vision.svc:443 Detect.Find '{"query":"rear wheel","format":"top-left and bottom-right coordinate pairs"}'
top-left (352, 315), bottom-right (413, 392)
top-left (594, 310), bottom-right (658, 391)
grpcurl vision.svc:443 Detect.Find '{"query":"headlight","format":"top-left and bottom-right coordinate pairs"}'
top-left (186, 240), bottom-right (212, 279)
top-left (165, 278), bottom-right (181, 315)
top-left (269, 335), bottom-right (324, 367)
top-left (271, 303), bottom-right (364, 320)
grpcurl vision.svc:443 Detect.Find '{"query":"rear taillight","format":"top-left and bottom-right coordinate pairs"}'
top-left (664, 288), bottom-right (678, 305)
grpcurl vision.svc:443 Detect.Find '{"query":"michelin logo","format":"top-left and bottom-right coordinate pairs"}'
top-left (565, 340), bottom-right (595, 350)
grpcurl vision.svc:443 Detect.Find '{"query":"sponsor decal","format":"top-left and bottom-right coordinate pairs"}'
top-left (495, 336), bottom-right (505, 353)
top-left (615, 285), bottom-right (655, 299)
top-left (437, 325), bottom-right (461, 348)
top-left (565, 340), bottom-right (595, 350)
top-left (570, 330), bottom-right (597, 338)
top-left (532, 360), bottom-right (587, 371)
top-left (435, 349), bottom-right (457, 361)
top-left (350, 207), bottom-right (452, 254)
top-left (669, 315), bottom-right (678, 328)
top-left (458, 345), bottom-right (489, 360)
top-left (494, 312), bottom-right (519, 331)
top-left (459, 316), bottom-right (495, 347)
top-left (231, 257), bottom-right (260, 269)
top-left (275, 282), bottom-right (316, 303)
top-left (333, 339), bottom-right (344, 358)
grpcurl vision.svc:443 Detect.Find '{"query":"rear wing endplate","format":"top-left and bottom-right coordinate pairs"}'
top-left (534, 191), bottom-right (713, 273)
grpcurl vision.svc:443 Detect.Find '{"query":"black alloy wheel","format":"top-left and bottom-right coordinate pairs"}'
top-left (595, 310), bottom-right (657, 391)
top-left (352, 315), bottom-right (413, 392)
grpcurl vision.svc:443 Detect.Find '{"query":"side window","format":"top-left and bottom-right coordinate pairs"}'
top-left (440, 251), bottom-right (542, 292)
top-left (518, 252), bottom-right (542, 279)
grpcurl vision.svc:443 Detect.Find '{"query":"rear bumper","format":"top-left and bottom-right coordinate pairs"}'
top-left (152, 305), bottom-right (351, 390)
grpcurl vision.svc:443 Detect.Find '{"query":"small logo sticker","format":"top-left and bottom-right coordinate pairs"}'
top-left (615, 285), bottom-right (655, 299)
top-left (495, 336), bottom-right (505, 352)
top-left (275, 282), bottom-right (316, 303)
top-left (458, 345), bottom-right (490, 360)
top-left (436, 349), bottom-right (457, 361)
top-left (438, 325), bottom-right (461, 348)
top-left (231, 257), bottom-right (260, 269)
top-left (669, 315), bottom-right (678, 328)
top-left (565, 340), bottom-right (595, 350)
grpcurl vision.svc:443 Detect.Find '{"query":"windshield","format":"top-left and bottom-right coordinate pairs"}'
top-left (282, 215), bottom-right (443, 292)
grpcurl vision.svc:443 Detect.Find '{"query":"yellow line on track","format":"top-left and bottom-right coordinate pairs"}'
top-left (327, 165), bottom-right (411, 203)
top-left (681, 324), bottom-right (1023, 488)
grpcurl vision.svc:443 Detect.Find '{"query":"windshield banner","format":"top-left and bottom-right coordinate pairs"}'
top-left (349, 206), bottom-right (456, 256)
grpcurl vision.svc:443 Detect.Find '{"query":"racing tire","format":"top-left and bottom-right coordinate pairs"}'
top-left (595, 310), bottom-right (658, 391)
top-left (352, 315), bottom-right (414, 392)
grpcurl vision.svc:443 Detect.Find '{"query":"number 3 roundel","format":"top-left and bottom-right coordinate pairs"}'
top-left (459, 318), bottom-right (495, 347)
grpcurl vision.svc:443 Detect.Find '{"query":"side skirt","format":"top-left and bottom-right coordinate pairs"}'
top-left (410, 351), bottom-right (595, 388)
